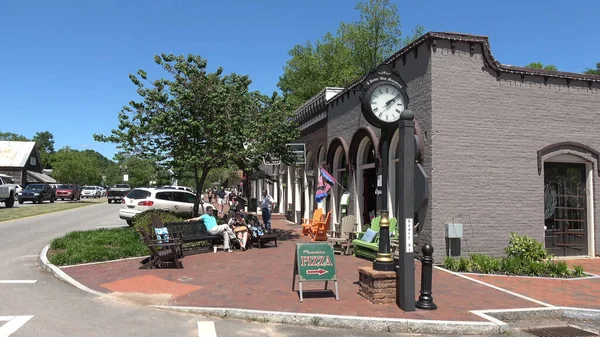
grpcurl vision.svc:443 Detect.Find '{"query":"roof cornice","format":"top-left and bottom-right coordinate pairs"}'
top-left (325, 31), bottom-right (600, 107)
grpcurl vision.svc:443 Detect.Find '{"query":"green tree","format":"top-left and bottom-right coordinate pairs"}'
top-left (525, 62), bottom-right (558, 71)
top-left (584, 62), bottom-right (600, 75)
top-left (52, 147), bottom-right (101, 185)
top-left (94, 54), bottom-right (298, 216)
top-left (278, 0), bottom-right (424, 110)
top-left (0, 132), bottom-right (29, 141)
top-left (119, 156), bottom-right (156, 188)
top-left (32, 131), bottom-right (55, 169)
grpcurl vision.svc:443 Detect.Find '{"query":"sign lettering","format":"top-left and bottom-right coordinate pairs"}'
top-left (405, 218), bottom-right (414, 253)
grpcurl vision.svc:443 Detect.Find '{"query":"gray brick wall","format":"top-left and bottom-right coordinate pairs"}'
top-left (325, 42), bottom-right (434, 231)
top-left (430, 39), bottom-right (600, 260)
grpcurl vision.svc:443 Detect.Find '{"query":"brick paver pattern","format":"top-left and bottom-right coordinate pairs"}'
top-left (60, 214), bottom-right (568, 322)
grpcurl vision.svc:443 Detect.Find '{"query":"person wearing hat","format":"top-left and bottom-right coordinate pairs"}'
top-left (186, 205), bottom-right (235, 252)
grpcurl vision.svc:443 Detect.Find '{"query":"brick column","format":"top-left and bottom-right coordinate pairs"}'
top-left (357, 267), bottom-right (396, 304)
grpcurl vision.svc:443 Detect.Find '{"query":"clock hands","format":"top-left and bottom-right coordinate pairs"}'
top-left (385, 94), bottom-right (402, 107)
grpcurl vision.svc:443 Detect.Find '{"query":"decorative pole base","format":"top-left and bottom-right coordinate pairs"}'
top-left (416, 295), bottom-right (438, 310)
top-left (373, 260), bottom-right (394, 271)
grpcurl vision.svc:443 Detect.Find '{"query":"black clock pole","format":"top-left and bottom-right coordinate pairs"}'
top-left (373, 127), bottom-right (393, 272)
top-left (396, 110), bottom-right (416, 312)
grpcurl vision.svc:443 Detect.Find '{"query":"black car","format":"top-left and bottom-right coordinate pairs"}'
top-left (18, 184), bottom-right (56, 204)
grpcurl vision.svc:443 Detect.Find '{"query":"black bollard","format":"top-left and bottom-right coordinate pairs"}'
top-left (416, 244), bottom-right (437, 310)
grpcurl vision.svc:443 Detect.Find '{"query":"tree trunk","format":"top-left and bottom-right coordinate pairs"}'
top-left (193, 166), bottom-right (210, 217)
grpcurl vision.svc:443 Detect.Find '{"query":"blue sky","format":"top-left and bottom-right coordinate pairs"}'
top-left (1, 0), bottom-right (598, 160)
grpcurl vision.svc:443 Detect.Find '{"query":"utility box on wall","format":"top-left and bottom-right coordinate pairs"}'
top-left (445, 223), bottom-right (463, 257)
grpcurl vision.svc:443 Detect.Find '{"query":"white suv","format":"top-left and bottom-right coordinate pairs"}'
top-left (81, 186), bottom-right (101, 198)
top-left (118, 187), bottom-right (207, 226)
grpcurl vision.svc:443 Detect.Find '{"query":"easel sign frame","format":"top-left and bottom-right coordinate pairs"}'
top-left (292, 242), bottom-right (339, 302)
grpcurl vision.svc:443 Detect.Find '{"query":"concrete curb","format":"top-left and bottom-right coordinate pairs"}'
top-left (150, 305), bottom-right (506, 335)
top-left (39, 244), bottom-right (104, 297)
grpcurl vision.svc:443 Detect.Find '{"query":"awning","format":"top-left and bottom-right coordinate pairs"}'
top-left (27, 171), bottom-right (57, 183)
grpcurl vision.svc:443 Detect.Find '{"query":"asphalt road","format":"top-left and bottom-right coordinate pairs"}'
top-left (0, 203), bottom-right (500, 337)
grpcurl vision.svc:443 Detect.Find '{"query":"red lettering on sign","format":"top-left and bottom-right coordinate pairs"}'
top-left (324, 256), bottom-right (332, 266)
top-left (301, 256), bottom-right (310, 266)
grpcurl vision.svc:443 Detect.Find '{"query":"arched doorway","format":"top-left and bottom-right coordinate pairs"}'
top-left (332, 147), bottom-right (348, 225)
top-left (356, 137), bottom-right (377, 227)
top-left (388, 129), bottom-right (400, 219)
top-left (544, 154), bottom-right (595, 257)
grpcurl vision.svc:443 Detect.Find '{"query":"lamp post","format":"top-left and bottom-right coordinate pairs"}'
top-left (373, 129), bottom-right (393, 272)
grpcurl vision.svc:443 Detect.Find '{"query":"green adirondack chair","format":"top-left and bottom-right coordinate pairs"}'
top-left (353, 216), bottom-right (398, 260)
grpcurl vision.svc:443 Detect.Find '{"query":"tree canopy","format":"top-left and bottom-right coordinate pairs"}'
top-left (584, 62), bottom-right (600, 75)
top-left (32, 131), bottom-right (55, 169)
top-left (52, 147), bottom-right (101, 185)
top-left (94, 53), bottom-right (299, 215)
top-left (524, 62), bottom-right (558, 71)
top-left (278, 0), bottom-right (424, 110)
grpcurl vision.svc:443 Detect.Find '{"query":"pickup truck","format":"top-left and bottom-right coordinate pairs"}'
top-left (0, 174), bottom-right (18, 208)
top-left (107, 184), bottom-right (131, 204)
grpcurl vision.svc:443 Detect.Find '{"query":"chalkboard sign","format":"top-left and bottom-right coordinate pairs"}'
top-left (292, 242), bottom-right (339, 302)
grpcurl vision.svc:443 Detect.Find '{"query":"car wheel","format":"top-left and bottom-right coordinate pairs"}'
top-left (107, 199), bottom-right (112, 204)
top-left (50, 195), bottom-right (55, 203)
top-left (5, 194), bottom-right (14, 208)
top-left (38, 196), bottom-right (43, 204)
top-left (18, 200), bottom-right (23, 204)
top-left (126, 220), bottom-right (133, 226)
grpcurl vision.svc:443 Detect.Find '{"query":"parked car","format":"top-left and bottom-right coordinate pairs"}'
top-left (81, 186), bottom-right (101, 198)
top-left (18, 183), bottom-right (56, 204)
top-left (118, 187), bottom-right (207, 226)
top-left (0, 174), bottom-right (18, 208)
top-left (107, 184), bottom-right (131, 204)
top-left (55, 184), bottom-right (81, 201)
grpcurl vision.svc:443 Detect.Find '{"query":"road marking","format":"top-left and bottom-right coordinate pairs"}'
top-left (434, 266), bottom-right (554, 307)
top-left (197, 321), bottom-right (217, 337)
top-left (0, 316), bottom-right (34, 337)
top-left (0, 280), bottom-right (37, 284)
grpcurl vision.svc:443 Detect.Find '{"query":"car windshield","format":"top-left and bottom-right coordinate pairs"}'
top-left (26, 184), bottom-right (44, 190)
top-left (58, 185), bottom-right (71, 189)
top-left (83, 187), bottom-right (94, 190)
top-left (115, 184), bottom-right (129, 188)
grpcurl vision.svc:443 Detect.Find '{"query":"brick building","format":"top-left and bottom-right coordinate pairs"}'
top-left (256, 32), bottom-right (600, 261)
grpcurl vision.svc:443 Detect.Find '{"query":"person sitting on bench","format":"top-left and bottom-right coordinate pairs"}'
top-left (186, 205), bottom-right (235, 253)
top-left (228, 210), bottom-right (249, 251)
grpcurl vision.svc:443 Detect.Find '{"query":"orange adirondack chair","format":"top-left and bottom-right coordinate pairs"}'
top-left (312, 211), bottom-right (332, 241)
top-left (301, 208), bottom-right (323, 236)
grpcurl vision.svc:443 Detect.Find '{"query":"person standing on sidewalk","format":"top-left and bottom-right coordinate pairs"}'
top-left (260, 189), bottom-right (275, 233)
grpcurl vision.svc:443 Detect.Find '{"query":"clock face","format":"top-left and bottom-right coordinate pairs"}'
top-left (369, 84), bottom-right (405, 123)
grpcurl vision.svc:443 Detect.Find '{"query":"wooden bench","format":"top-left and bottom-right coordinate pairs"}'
top-left (164, 221), bottom-right (223, 255)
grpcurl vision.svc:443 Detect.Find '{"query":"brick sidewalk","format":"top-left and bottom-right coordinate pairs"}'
top-left (59, 218), bottom-right (564, 322)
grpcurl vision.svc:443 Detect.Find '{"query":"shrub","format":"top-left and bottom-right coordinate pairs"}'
top-left (458, 257), bottom-right (473, 272)
top-left (573, 265), bottom-right (585, 277)
top-left (547, 261), bottom-right (569, 277)
top-left (525, 260), bottom-right (546, 276)
top-left (471, 254), bottom-right (501, 274)
top-left (131, 209), bottom-right (189, 234)
top-left (501, 257), bottom-right (525, 275)
top-left (504, 232), bottom-right (548, 263)
top-left (443, 256), bottom-right (459, 271)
